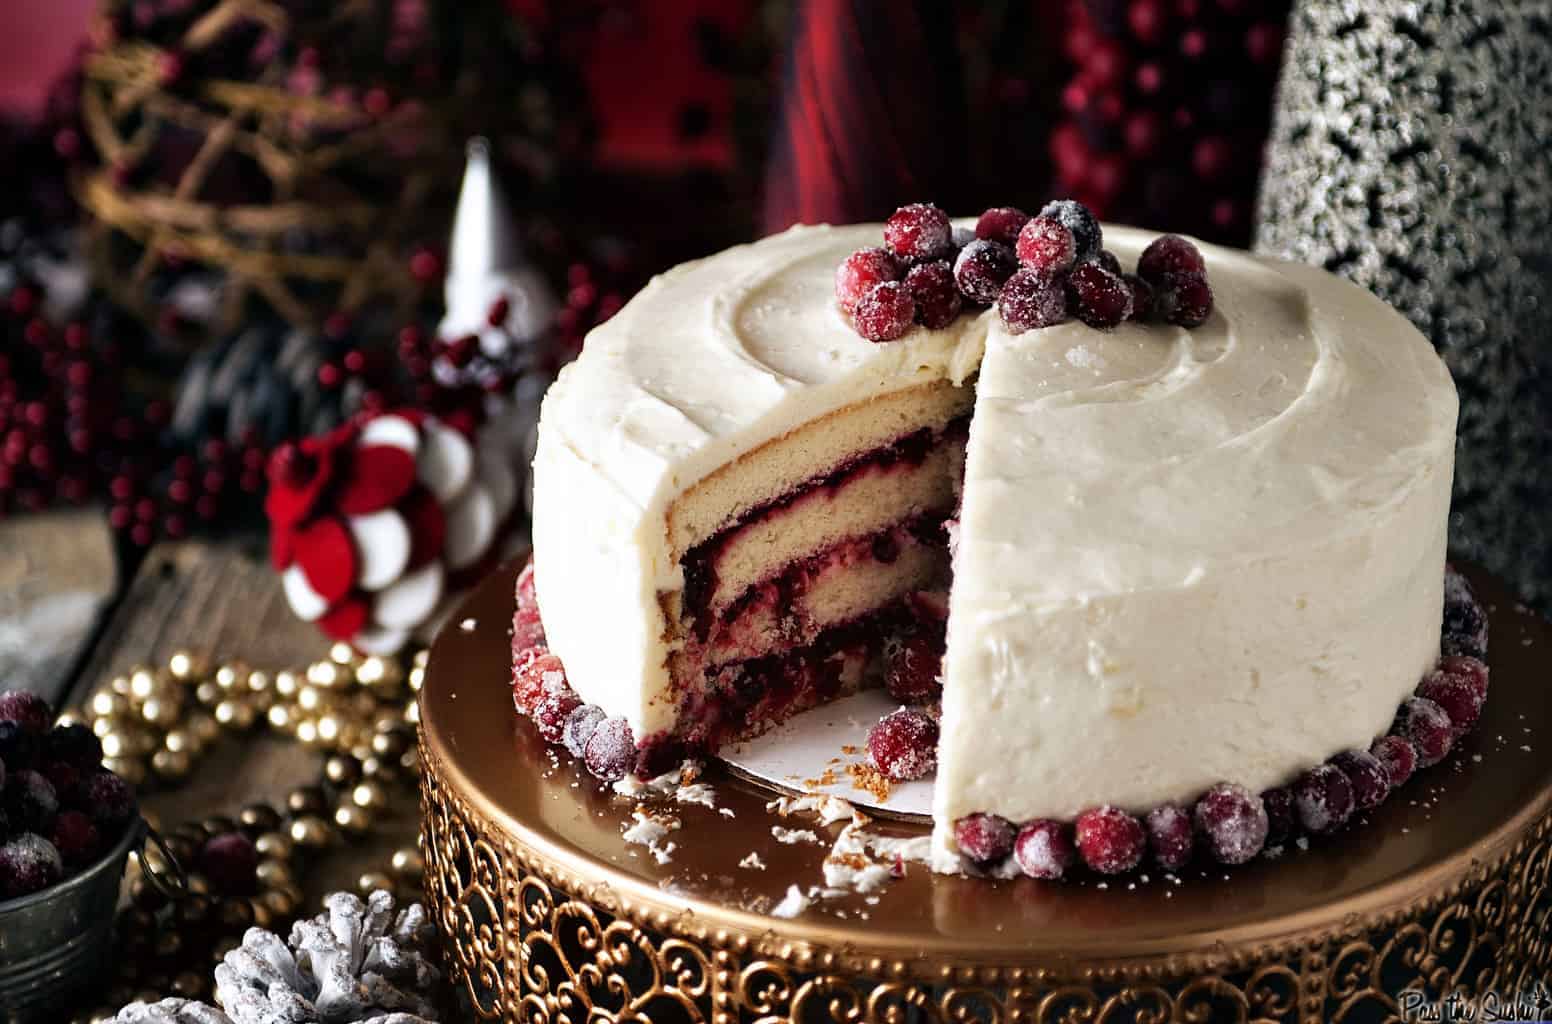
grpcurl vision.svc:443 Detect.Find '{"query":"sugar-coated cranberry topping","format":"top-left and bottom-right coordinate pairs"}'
top-left (1330, 749), bottom-right (1390, 812)
top-left (1293, 764), bottom-right (1355, 834)
top-left (1037, 199), bottom-right (1103, 259)
top-left (583, 717), bottom-right (636, 782)
top-left (867, 708), bottom-right (939, 782)
top-left (853, 281), bottom-right (918, 342)
top-left (1392, 696), bottom-right (1453, 767)
top-left (953, 240), bottom-right (1018, 305)
top-left (562, 704), bottom-right (607, 759)
top-left (1261, 786), bottom-right (1296, 844)
top-left (1144, 804), bottom-right (1193, 871)
top-left (513, 557), bottom-right (547, 652)
top-left (998, 268), bottom-right (1068, 334)
top-left (532, 688), bottom-right (582, 745)
top-left (0, 691), bottom-right (52, 736)
top-left (883, 203), bottom-right (953, 262)
top-left (1123, 274), bottom-right (1154, 320)
top-left (0, 722), bottom-right (35, 772)
top-left (1194, 783), bottom-right (1269, 865)
top-left (905, 260), bottom-right (963, 329)
top-left (1137, 234), bottom-right (1207, 283)
top-left (975, 206), bottom-right (1030, 247)
top-left (1074, 805), bottom-right (1146, 875)
top-left (1014, 818), bottom-right (1077, 880)
top-left (42, 723), bottom-right (101, 771)
top-left (78, 771), bottom-right (135, 830)
top-left (835, 247), bottom-right (902, 313)
top-left (1441, 565), bottom-right (1488, 659)
top-left (0, 833), bottom-right (63, 899)
top-left (1155, 274), bottom-right (1214, 327)
top-left (1087, 250), bottom-right (1123, 276)
top-left (1370, 734), bottom-right (1418, 789)
top-left (955, 813), bottom-right (1016, 866)
top-left (50, 809), bottom-right (101, 868)
top-left (1436, 654), bottom-right (1490, 704)
top-left (1014, 216), bottom-right (1078, 276)
top-left (1415, 672), bottom-right (1485, 740)
top-left (41, 760), bottom-right (79, 798)
top-left (5, 769), bottom-right (58, 833)
top-left (884, 632), bottom-right (943, 704)
top-left (1068, 262), bottom-right (1134, 328)
top-left (199, 831), bottom-right (258, 895)
top-left (512, 652), bottom-right (568, 719)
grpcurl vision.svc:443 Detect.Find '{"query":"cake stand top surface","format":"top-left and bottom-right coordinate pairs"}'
top-left (419, 562), bottom-right (1552, 962)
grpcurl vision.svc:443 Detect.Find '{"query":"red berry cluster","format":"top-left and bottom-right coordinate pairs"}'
top-left (1052, 0), bottom-right (1290, 242)
top-left (953, 567), bottom-right (1492, 880)
top-left (836, 200), bottom-right (1214, 342)
top-left (0, 690), bottom-right (137, 901)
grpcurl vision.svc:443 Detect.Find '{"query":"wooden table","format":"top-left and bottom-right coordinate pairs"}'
top-left (8, 509), bottom-right (422, 906)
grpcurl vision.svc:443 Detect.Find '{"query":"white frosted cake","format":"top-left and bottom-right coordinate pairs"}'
top-left (519, 205), bottom-right (1472, 879)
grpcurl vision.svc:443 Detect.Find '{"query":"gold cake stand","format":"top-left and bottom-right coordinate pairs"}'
top-left (418, 564), bottom-right (1552, 1023)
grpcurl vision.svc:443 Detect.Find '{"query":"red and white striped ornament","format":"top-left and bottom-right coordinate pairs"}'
top-left (266, 409), bottom-right (522, 654)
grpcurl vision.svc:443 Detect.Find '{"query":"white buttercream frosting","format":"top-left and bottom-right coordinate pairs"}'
top-left (529, 221), bottom-right (1458, 873)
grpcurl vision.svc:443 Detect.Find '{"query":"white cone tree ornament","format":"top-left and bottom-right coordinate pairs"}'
top-left (266, 409), bottom-right (525, 654)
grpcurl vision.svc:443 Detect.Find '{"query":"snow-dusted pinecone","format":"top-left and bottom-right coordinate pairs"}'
top-left (213, 891), bottom-right (440, 1024)
top-left (105, 998), bottom-right (233, 1024)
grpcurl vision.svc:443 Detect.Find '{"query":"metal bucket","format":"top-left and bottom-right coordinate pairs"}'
top-left (0, 817), bottom-right (152, 1024)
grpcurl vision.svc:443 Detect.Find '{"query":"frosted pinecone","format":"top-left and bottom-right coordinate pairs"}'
top-left (214, 890), bottom-right (440, 1024)
top-left (105, 999), bottom-right (233, 1024)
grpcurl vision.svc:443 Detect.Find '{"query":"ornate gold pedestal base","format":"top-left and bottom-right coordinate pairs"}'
top-left (419, 565), bottom-right (1552, 1023)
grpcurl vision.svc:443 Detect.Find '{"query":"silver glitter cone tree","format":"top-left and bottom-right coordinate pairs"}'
top-left (1255, 1), bottom-right (1552, 609)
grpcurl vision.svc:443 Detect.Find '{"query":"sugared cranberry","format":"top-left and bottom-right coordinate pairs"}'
top-left (50, 809), bottom-right (100, 867)
top-left (0, 691), bottom-right (52, 736)
top-left (835, 247), bottom-right (901, 313)
top-left (1087, 250), bottom-right (1123, 276)
top-left (1137, 234), bottom-right (1207, 283)
top-left (953, 240), bottom-right (1018, 305)
top-left (41, 760), bottom-right (79, 798)
top-left (78, 771), bottom-right (136, 831)
top-left (883, 203), bottom-right (953, 261)
top-left (199, 831), bottom-right (258, 895)
top-left (1370, 735), bottom-right (1418, 788)
top-left (1074, 806), bottom-right (1146, 875)
top-left (512, 652), bottom-right (568, 719)
top-left (1014, 818), bottom-right (1076, 880)
top-left (884, 632), bottom-right (943, 704)
top-left (583, 717), bottom-right (635, 781)
top-left (866, 708), bottom-right (939, 782)
top-left (563, 704), bottom-right (606, 759)
top-left (998, 269), bottom-right (1068, 334)
top-left (1144, 804), bottom-right (1193, 870)
top-left (1068, 262), bottom-right (1133, 328)
top-left (975, 207), bottom-right (1030, 247)
top-left (1393, 696), bottom-right (1453, 767)
top-left (1261, 786), bottom-right (1296, 844)
top-left (1416, 671), bottom-right (1485, 740)
top-left (1155, 274), bottom-right (1214, 327)
top-left (1194, 783), bottom-right (1269, 865)
top-left (513, 558), bottom-right (547, 647)
top-left (42, 723), bottom-right (101, 770)
top-left (532, 688), bottom-right (582, 745)
top-left (0, 833), bottom-right (62, 899)
top-left (904, 260), bottom-right (963, 329)
top-left (1330, 749), bottom-right (1390, 812)
top-left (1014, 216), bottom-right (1077, 275)
top-left (1037, 199), bottom-right (1103, 259)
top-left (955, 813), bottom-right (1016, 866)
top-left (1123, 274), bottom-right (1154, 320)
top-left (1441, 566), bottom-right (1488, 659)
top-left (853, 281), bottom-right (917, 342)
top-left (1293, 764), bottom-right (1355, 833)
top-left (0, 721), bottom-right (37, 770)
top-left (5, 769), bottom-right (57, 833)
top-left (1436, 654), bottom-right (1490, 704)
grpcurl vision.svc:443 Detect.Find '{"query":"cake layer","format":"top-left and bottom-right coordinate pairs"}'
top-left (685, 425), bottom-right (962, 620)
top-left (689, 519), bottom-right (948, 672)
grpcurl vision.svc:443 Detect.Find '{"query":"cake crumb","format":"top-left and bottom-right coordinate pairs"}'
top-left (739, 852), bottom-right (767, 871)
top-left (768, 793), bottom-right (858, 826)
top-left (718, 807), bottom-right (736, 818)
top-left (845, 762), bottom-right (893, 802)
top-left (675, 783), bottom-right (717, 808)
top-left (459, 617), bottom-right (477, 632)
top-left (623, 809), bottom-right (681, 864)
top-left (770, 885), bottom-right (810, 919)
top-left (772, 826), bottom-right (821, 845)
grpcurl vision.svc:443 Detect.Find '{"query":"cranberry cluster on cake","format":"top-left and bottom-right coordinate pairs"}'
top-left (520, 201), bottom-right (1461, 881)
